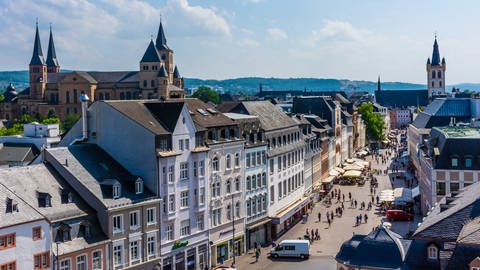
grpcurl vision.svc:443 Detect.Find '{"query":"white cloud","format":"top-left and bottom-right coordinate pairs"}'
top-left (163, 0), bottom-right (231, 36)
top-left (309, 20), bottom-right (371, 45)
top-left (266, 28), bottom-right (288, 41)
top-left (237, 38), bottom-right (260, 47)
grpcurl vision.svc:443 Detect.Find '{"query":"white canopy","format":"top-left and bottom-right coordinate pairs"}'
top-left (343, 164), bottom-right (364, 171)
top-left (329, 169), bottom-right (340, 177)
top-left (334, 167), bottom-right (345, 174)
top-left (343, 170), bottom-right (362, 178)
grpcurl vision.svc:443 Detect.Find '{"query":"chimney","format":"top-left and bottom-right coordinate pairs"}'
top-left (80, 93), bottom-right (90, 140)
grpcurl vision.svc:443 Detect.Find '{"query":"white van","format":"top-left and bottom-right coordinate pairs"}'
top-left (270, 240), bottom-right (310, 259)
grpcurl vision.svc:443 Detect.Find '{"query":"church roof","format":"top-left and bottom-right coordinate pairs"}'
top-left (431, 38), bottom-right (441, 65)
top-left (156, 20), bottom-right (169, 51)
top-left (159, 64), bottom-right (168, 77)
top-left (30, 23), bottom-right (45, 66)
top-left (46, 27), bottom-right (59, 67)
top-left (374, 89), bottom-right (428, 108)
top-left (173, 65), bottom-right (180, 78)
top-left (140, 39), bottom-right (160, 62)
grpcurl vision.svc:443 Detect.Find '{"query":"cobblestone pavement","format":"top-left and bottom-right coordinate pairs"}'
top-left (234, 147), bottom-right (418, 270)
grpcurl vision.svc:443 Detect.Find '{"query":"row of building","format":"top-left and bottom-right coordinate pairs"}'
top-left (0, 92), bottom-right (366, 270)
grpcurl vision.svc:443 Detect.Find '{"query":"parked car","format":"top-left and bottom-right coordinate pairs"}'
top-left (270, 240), bottom-right (310, 259)
top-left (386, 209), bottom-right (413, 221)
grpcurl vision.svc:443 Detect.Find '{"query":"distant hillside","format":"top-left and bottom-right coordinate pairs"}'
top-left (3, 70), bottom-right (480, 94)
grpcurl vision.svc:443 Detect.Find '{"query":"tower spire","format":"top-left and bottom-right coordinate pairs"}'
top-left (30, 21), bottom-right (45, 65)
top-left (431, 35), bottom-right (441, 65)
top-left (46, 24), bottom-right (60, 69)
top-left (156, 17), bottom-right (169, 50)
top-left (377, 75), bottom-right (381, 92)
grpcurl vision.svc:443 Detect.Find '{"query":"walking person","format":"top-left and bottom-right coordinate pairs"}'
top-left (364, 214), bottom-right (368, 223)
top-left (318, 212), bottom-right (321, 222)
top-left (255, 249), bottom-right (260, 262)
top-left (315, 229), bottom-right (319, 240)
top-left (349, 192), bottom-right (352, 201)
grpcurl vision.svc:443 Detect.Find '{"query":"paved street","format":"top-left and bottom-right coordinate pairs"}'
top-left (235, 146), bottom-right (418, 270)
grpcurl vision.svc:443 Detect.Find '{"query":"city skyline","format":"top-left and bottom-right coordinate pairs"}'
top-left (1, 0), bottom-right (480, 84)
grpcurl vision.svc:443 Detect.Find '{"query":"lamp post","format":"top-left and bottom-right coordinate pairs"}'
top-left (231, 194), bottom-right (236, 265)
top-left (55, 240), bottom-right (61, 270)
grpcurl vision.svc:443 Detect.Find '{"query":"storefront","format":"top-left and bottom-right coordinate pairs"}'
top-left (210, 235), bottom-right (245, 266)
top-left (246, 218), bottom-right (271, 249)
top-left (270, 195), bottom-right (314, 238)
top-left (162, 241), bottom-right (209, 270)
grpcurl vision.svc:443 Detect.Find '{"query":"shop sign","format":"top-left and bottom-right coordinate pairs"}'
top-left (219, 229), bottom-right (233, 236)
top-left (172, 240), bottom-right (189, 250)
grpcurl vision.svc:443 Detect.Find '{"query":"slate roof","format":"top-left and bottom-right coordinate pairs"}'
top-left (156, 21), bottom-right (169, 51)
top-left (183, 98), bottom-right (236, 129)
top-left (428, 126), bottom-right (480, 170)
top-left (412, 98), bottom-right (473, 129)
top-left (30, 24), bottom-right (45, 65)
top-left (446, 244), bottom-right (480, 270)
top-left (0, 164), bottom-right (90, 221)
top-left (159, 64), bottom-right (168, 77)
top-left (336, 226), bottom-right (410, 269)
top-left (141, 40), bottom-right (160, 62)
top-left (292, 96), bottom-right (336, 126)
top-left (105, 100), bottom-right (185, 135)
top-left (0, 182), bottom-right (45, 228)
top-left (456, 216), bottom-right (480, 245)
top-left (0, 142), bottom-right (40, 165)
top-left (46, 28), bottom-right (59, 67)
top-left (414, 181), bottom-right (480, 241)
top-left (431, 38), bottom-right (441, 66)
top-left (403, 239), bottom-right (440, 270)
top-left (375, 90), bottom-right (428, 108)
top-left (173, 66), bottom-right (180, 78)
top-left (240, 101), bottom-right (299, 131)
top-left (46, 71), bottom-right (140, 84)
top-left (46, 144), bottom-right (159, 209)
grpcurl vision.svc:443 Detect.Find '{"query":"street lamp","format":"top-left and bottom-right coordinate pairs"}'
top-left (55, 240), bottom-right (61, 270)
top-left (231, 194), bottom-right (236, 266)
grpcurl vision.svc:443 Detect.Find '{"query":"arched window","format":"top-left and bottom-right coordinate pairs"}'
top-left (439, 81), bottom-right (442, 87)
top-left (66, 91), bottom-right (70, 104)
top-left (212, 157), bottom-right (219, 171)
top-left (247, 199), bottom-right (251, 216)
top-left (432, 70), bottom-right (436, 79)
top-left (252, 197), bottom-right (257, 214)
top-left (235, 202), bottom-right (240, 218)
top-left (252, 175), bottom-right (256, 190)
top-left (427, 245), bottom-right (438, 260)
top-left (432, 81), bottom-right (435, 87)
top-left (262, 173), bottom-right (267, 186)
top-left (234, 153), bottom-right (240, 167)
top-left (226, 204), bottom-right (232, 220)
top-left (226, 179), bottom-right (231, 194)
top-left (120, 92), bottom-right (125, 100)
top-left (226, 155), bottom-right (232, 169)
top-left (257, 196), bottom-right (262, 212)
top-left (437, 71), bottom-right (442, 78)
top-left (257, 174), bottom-right (262, 188)
top-left (246, 176), bottom-right (251, 191)
top-left (235, 177), bottom-right (240, 191)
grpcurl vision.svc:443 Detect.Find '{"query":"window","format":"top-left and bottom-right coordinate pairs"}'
top-left (235, 153), bottom-right (240, 167)
top-left (73, 89), bottom-right (78, 103)
top-left (270, 186), bottom-right (275, 203)
top-left (185, 139), bottom-right (190, 150)
top-left (226, 204), bottom-right (232, 220)
top-left (143, 80), bottom-right (147, 87)
top-left (180, 191), bottom-right (189, 208)
top-left (199, 188), bottom-right (205, 205)
top-left (427, 245), bottom-right (438, 260)
top-left (166, 224), bottom-right (174, 241)
top-left (135, 178), bottom-right (143, 194)
top-left (193, 162), bottom-right (198, 177)
top-left (180, 162), bottom-right (189, 180)
top-left (75, 255), bottom-right (86, 270)
top-left (262, 151), bottom-right (266, 164)
top-left (226, 179), bottom-right (231, 194)
top-left (256, 152), bottom-right (261, 166)
top-left (113, 215), bottom-right (123, 233)
top-left (34, 251), bottom-right (50, 269)
top-left (32, 227), bottom-right (42, 241)
top-left (199, 161), bottom-right (205, 176)
top-left (0, 233), bottom-right (15, 250)
top-left (113, 244), bottom-right (123, 266)
top-left (247, 199), bottom-right (251, 217)
top-left (269, 159), bottom-right (274, 175)
top-left (151, 80), bottom-right (155, 87)
top-left (235, 202), bottom-right (241, 218)
top-left (283, 181), bottom-right (287, 196)
top-left (212, 209), bottom-right (221, 226)
top-left (247, 176), bottom-right (251, 191)
top-left (197, 215), bottom-right (204, 231)
top-left (180, 220), bottom-right (191, 236)
top-left (60, 259), bottom-right (71, 270)
top-left (432, 70), bottom-right (436, 79)
top-left (262, 173), bottom-right (267, 186)
top-left (168, 195), bottom-right (175, 212)
top-left (235, 177), bottom-right (240, 191)
top-left (262, 196), bottom-right (267, 211)
top-left (246, 153), bottom-right (251, 168)
top-left (130, 211), bottom-right (139, 229)
top-left (129, 240), bottom-right (140, 263)
top-left (147, 208), bottom-right (156, 225)
top-left (466, 158), bottom-right (472, 168)
top-left (436, 182), bottom-right (446, 196)
top-left (252, 175), bottom-right (257, 190)
top-left (147, 235), bottom-right (156, 257)
top-left (179, 139), bottom-right (184, 151)
top-left (278, 183), bottom-right (282, 199)
top-left (212, 157), bottom-right (219, 172)
top-left (226, 155), bottom-right (232, 169)
top-left (92, 250), bottom-right (102, 270)
top-left (252, 152), bottom-right (257, 167)
top-left (278, 156), bottom-right (282, 171)
top-left (168, 166), bottom-right (174, 183)
top-left (451, 158), bottom-right (458, 167)
top-left (113, 184), bottom-right (121, 199)
top-left (66, 91), bottom-right (70, 104)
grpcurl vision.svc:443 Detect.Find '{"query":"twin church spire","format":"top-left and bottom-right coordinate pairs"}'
top-left (30, 21), bottom-right (60, 70)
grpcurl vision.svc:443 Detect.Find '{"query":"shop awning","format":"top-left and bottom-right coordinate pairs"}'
top-left (343, 170), bottom-right (362, 178)
top-left (412, 186), bottom-right (420, 198)
top-left (346, 159), bottom-right (355, 164)
top-left (246, 218), bottom-right (271, 230)
top-left (394, 187), bottom-right (413, 204)
top-left (343, 164), bottom-right (364, 171)
top-left (379, 189), bottom-right (395, 202)
top-left (334, 167), bottom-right (345, 174)
top-left (270, 196), bottom-right (313, 225)
top-left (322, 175), bottom-right (336, 183)
top-left (329, 169), bottom-right (340, 177)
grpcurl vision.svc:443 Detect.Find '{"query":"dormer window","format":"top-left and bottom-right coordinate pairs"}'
top-left (57, 222), bottom-right (71, 242)
top-left (466, 158), bottom-right (472, 168)
top-left (135, 178), bottom-right (144, 194)
top-left (60, 189), bottom-right (73, 204)
top-left (451, 158), bottom-right (458, 168)
top-left (113, 183), bottom-right (121, 199)
top-left (5, 198), bottom-right (17, 213)
top-left (38, 192), bottom-right (52, 208)
top-left (427, 244), bottom-right (438, 260)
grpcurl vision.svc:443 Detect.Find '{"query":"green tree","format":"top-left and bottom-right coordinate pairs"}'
top-left (358, 102), bottom-right (385, 141)
top-left (0, 94), bottom-right (4, 102)
top-left (191, 86), bottom-right (220, 104)
top-left (61, 113), bottom-right (80, 132)
top-left (47, 108), bottom-right (58, 119)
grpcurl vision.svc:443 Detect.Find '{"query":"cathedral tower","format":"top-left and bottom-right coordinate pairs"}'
top-left (29, 22), bottom-right (47, 100)
top-left (46, 25), bottom-right (60, 73)
top-left (426, 36), bottom-right (446, 98)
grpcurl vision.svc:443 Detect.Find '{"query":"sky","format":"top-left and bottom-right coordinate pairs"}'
top-left (1, 0), bottom-right (480, 84)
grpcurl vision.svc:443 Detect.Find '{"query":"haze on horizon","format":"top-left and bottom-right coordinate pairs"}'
top-left (1, 0), bottom-right (479, 85)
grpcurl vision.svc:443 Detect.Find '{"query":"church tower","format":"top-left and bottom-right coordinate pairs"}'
top-left (29, 22), bottom-right (47, 100)
top-left (156, 20), bottom-right (174, 82)
top-left (46, 25), bottom-right (60, 73)
top-left (426, 36), bottom-right (446, 98)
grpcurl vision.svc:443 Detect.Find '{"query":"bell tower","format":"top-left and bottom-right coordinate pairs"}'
top-left (29, 21), bottom-right (47, 100)
top-left (426, 35), bottom-right (446, 99)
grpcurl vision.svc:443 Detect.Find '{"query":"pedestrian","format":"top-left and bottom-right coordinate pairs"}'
top-left (354, 200), bottom-right (357, 208)
top-left (254, 241), bottom-right (258, 251)
top-left (342, 194), bottom-right (345, 202)
top-left (376, 195), bottom-right (379, 204)
top-left (271, 241), bottom-right (276, 248)
top-left (341, 202), bottom-right (345, 210)
top-left (330, 211), bottom-right (334, 220)
top-left (315, 229), bottom-right (319, 240)
top-left (255, 249), bottom-right (260, 262)
top-left (349, 192), bottom-right (352, 201)
top-left (306, 228), bottom-right (309, 235)
top-left (364, 214), bottom-right (368, 223)
top-left (350, 200), bottom-right (354, 207)
top-left (310, 229), bottom-right (314, 241)
top-left (327, 217), bottom-right (331, 227)
top-left (318, 212), bottom-right (321, 222)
